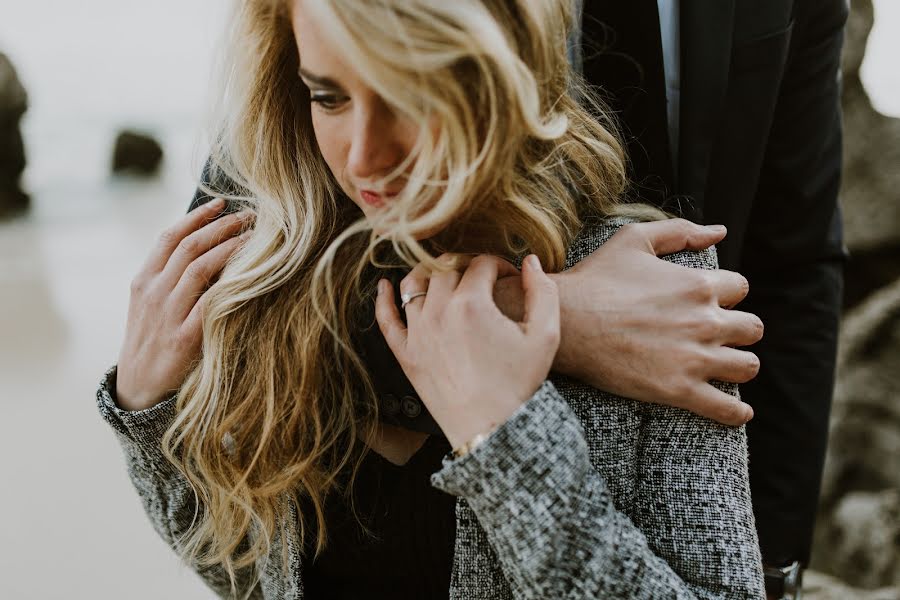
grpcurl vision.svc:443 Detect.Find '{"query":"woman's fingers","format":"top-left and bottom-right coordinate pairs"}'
top-left (375, 279), bottom-right (408, 359)
top-left (141, 197), bottom-right (226, 276)
top-left (456, 255), bottom-right (519, 299)
top-left (520, 255), bottom-right (560, 346)
top-left (160, 209), bottom-right (253, 290)
top-left (424, 256), bottom-right (465, 308)
top-left (177, 231), bottom-right (249, 322)
top-left (396, 262), bottom-right (428, 324)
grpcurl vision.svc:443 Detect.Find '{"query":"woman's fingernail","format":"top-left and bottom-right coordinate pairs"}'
top-left (527, 254), bottom-right (542, 271)
top-left (209, 197), bottom-right (225, 210)
top-left (377, 279), bottom-right (386, 295)
top-left (707, 224), bottom-right (726, 234)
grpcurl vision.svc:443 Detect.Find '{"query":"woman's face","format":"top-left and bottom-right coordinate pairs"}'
top-left (291, 0), bottom-right (420, 219)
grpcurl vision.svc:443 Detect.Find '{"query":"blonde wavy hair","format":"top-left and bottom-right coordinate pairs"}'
top-left (162, 0), bottom-right (644, 593)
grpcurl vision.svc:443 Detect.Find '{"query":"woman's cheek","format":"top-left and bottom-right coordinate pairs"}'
top-left (311, 116), bottom-right (344, 184)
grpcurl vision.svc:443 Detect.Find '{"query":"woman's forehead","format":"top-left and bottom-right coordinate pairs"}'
top-left (291, 0), bottom-right (354, 85)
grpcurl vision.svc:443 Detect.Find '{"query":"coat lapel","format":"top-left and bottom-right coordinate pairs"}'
top-left (677, 0), bottom-right (736, 220)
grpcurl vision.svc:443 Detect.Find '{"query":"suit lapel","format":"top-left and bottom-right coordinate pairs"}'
top-left (678, 0), bottom-right (736, 220)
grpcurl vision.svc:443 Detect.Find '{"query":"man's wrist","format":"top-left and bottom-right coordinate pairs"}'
top-left (546, 271), bottom-right (579, 377)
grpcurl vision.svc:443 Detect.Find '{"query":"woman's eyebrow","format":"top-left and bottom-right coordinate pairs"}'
top-left (298, 67), bottom-right (342, 89)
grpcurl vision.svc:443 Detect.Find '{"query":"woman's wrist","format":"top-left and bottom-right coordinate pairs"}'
top-left (451, 423), bottom-right (499, 458)
top-left (438, 392), bottom-right (523, 450)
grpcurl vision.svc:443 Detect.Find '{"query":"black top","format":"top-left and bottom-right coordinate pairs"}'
top-left (302, 434), bottom-right (456, 599)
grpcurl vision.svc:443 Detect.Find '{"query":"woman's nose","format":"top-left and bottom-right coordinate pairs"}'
top-left (346, 99), bottom-right (405, 182)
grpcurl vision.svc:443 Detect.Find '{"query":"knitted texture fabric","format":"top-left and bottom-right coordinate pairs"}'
top-left (97, 218), bottom-right (765, 599)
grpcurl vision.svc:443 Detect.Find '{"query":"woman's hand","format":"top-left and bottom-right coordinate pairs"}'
top-left (115, 198), bottom-right (252, 411)
top-left (374, 253), bottom-right (560, 449)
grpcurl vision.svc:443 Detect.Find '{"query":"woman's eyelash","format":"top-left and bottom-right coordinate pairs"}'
top-left (309, 93), bottom-right (347, 110)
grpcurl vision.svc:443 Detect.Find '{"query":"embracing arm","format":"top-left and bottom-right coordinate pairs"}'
top-left (429, 378), bottom-right (764, 599)
top-left (191, 159), bottom-right (765, 430)
top-left (494, 219), bottom-right (764, 426)
top-left (97, 367), bottom-right (262, 599)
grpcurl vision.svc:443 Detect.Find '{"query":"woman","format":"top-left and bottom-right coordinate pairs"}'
top-left (98, 0), bottom-right (765, 598)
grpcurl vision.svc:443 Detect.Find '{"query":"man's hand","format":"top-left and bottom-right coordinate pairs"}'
top-left (493, 219), bottom-right (763, 426)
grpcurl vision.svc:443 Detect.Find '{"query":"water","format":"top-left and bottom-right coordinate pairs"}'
top-left (0, 1), bottom-right (898, 598)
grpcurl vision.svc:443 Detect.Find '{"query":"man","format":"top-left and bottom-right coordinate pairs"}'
top-left (575, 1), bottom-right (847, 597)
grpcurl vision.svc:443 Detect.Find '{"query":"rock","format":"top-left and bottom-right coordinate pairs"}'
top-left (111, 130), bottom-right (163, 175)
top-left (839, 0), bottom-right (900, 309)
top-left (0, 51), bottom-right (29, 216)
top-left (812, 277), bottom-right (900, 588)
top-left (813, 491), bottom-right (900, 589)
top-left (804, 570), bottom-right (900, 600)
top-left (0, 52), bottom-right (26, 112)
top-left (820, 278), bottom-right (900, 506)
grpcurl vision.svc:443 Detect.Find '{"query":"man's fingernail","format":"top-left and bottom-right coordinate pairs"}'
top-left (707, 224), bottom-right (726, 234)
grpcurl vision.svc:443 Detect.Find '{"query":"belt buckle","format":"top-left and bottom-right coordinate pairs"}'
top-left (763, 560), bottom-right (803, 600)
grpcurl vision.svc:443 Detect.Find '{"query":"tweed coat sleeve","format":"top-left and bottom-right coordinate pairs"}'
top-left (430, 225), bottom-right (766, 599)
top-left (96, 366), bottom-right (263, 600)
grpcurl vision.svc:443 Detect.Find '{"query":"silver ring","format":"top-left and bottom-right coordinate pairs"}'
top-left (400, 291), bottom-right (427, 310)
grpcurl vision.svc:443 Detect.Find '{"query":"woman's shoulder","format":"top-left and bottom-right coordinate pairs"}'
top-left (564, 215), bottom-right (720, 272)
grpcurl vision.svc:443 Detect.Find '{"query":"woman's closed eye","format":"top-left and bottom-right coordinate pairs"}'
top-left (309, 91), bottom-right (349, 112)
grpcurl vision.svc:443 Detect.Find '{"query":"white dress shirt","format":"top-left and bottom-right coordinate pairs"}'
top-left (657, 0), bottom-right (681, 169)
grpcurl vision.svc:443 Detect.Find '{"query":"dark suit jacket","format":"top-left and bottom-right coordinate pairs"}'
top-left (579, 0), bottom-right (848, 565)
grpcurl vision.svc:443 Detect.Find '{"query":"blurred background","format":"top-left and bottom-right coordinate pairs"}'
top-left (0, 0), bottom-right (898, 598)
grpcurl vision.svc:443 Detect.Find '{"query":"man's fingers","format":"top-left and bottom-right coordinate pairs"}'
top-left (618, 218), bottom-right (727, 256)
top-left (706, 347), bottom-right (761, 384)
top-left (720, 309), bottom-right (765, 347)
top-left (520, 255), bottom-right (560, 343)
top-left (375, 279), bottom-right (408, 358)
top-left (686, 382), bottom-right (754, 426)
top-left (710, 269), bottom-right (751, 308)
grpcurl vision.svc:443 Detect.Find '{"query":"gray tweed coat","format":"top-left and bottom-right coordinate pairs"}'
top-left (97, 218), bottom-right (766, 599)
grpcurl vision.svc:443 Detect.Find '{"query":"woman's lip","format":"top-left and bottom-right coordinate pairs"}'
top-left (360, 189), bottom-right (399, 207)
top-left (360, 190), bottom-right (384, 207)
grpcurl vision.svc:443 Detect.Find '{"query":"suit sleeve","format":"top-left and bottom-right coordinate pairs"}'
top-left (737, 0), bottom-right (848, 565)
top-left (96, 366), bottom-right (263, 600)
